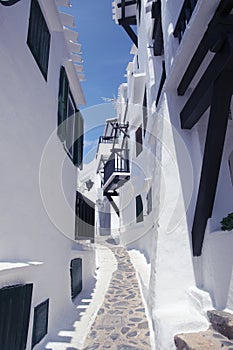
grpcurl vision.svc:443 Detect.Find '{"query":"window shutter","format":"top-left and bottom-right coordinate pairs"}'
top-left (136, 195), bottom-right (143, 223)
top-left (70, 258), bottom-right (82, 298)
top-left (27, 0), bottom-right (51, 80)
top-left (32, 299), bottom-right (49, 348)
top-left (57, 66), bottom-right (69, 141)
top-left (73, 110), bottom-right (84, 168)
top-left (0, 284), bottom-right (33, 350)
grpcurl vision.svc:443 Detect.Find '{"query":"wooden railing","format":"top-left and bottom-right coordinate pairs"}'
top-left (104, 151), bottom-right (130, 185)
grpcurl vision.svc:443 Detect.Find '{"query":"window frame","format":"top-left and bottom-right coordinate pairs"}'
top-left (146, 187), bottom-right (152, 215)
top-left (135, 125), bottom-right (143, 157)
top-left (136, 194), bottom-right (144, 223)
top-left (57, 67), bottom-right (84, 168)
top-left (31, 299), bottom-right (49, 349)
top-left (27, 0), bottom-right (51, 81)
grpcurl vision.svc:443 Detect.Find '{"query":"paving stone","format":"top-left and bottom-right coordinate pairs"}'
top-left (82, 238), bottom-right (152, 350)
top-left (117, 345), bottom-right (143, 350)
top-left (138, 321), bottom-right (148, 329)
top-left (174, 329), bottom-right (233, 349)
top-left (136, 308), bottom-right (145, 312)
top-left (83, 344), bottom-right (100, 350)
top-left (127, 331), bottom-right (138, 338)
top-left (129, 318), bottom-right (143, 323)
top-left (97, 308), bottom-right (104, 315)
top-left (208, 310), bottom-right (233, 339)
top-left (121, 327), bottom-right (130, 334)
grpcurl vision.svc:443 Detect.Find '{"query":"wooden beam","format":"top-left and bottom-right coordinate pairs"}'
top-left (106, 194), bottom-right (120, 217)
top-left (121, 23), bottom-right (138, 47)
top-left (217, 0), bottom-right (233, 15)
top-left (192, 70), bottom-right (233, 256)
top-left (178, 15), bottom-right (233, 95)
top-left (180, 36), bottom-right (233, 129)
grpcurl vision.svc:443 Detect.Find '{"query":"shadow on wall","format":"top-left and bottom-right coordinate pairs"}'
top-left (43, 277), bottom-right (97, 350)
top-left (202, 229), bottom-right (233, 310)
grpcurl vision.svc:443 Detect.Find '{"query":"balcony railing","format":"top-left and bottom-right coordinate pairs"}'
top-left (173, 0), bottom-right (198, 43)
top-left (113, 0), bottom-right (137, 24)
top-left (98, 136), bottom-right (118, 144)
top-left (104, 151), bottom-right (130, 186)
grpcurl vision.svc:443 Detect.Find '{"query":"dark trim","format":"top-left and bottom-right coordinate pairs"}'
top-left (136, 194), bottom-right (143, 223)
top-left (121, 23), bottom-right (138, 47)
top-left (192, 70), bottom-right (233, 256)
top-left (27, 0), bottom-right (51, 81)
top-left (173, 0), bottom-right (198, 43)
top-left (75, 192), bottom-right (95, 242)
top-left (151, 0), bottom-right (163, 56)
top-left (32, 299), bottom-right (49, 348)
top-left (70, 258), bottom-right (82, 299)
top-left (156, 60), bottom-right (166, 107)
top-left (177, 29), bottom-right (209, 96)
top-left (117, 0), bottom-right (136, 7)
top-left (106, 194), bottom-right (120, 217)
top-left (180, 37), bottom-right (233, 129)
top-left (178, 3), bottom-right (233, 95)
top-left (0, 0), bottom-right (21, 5)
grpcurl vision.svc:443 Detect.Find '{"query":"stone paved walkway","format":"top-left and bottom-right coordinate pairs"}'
top-left (82, 239), bottom-right (152, 350)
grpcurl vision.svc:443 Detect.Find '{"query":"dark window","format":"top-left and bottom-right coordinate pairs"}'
top-left (136, 194), bottom-right (143, 223)
top-left (75, 191), bottom-right (95, 242)
top-left (73, 110), bottom-right (84, 169)
top-left (27, 0), bottom-right (51, 80)
top-left (57, 67), bottom-right (84, 167)
top-left (0, 284), bottom-right (33, 350)
top-left (146, 187), bottom-right (152, 214)
top-left (135, 125), bottom-right (143, 156)
top-left (58, 66), bottom-right (69, 142)
top-left (143, 89), bottom-right (148, 136)
top-left (32, 299), bottom-right (49, 348)
top-left (70, 258), bottom-right (82, 299)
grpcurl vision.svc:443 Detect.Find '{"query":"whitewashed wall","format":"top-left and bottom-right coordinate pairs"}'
top-left (0, 2), bottom-right (95, 349)
top-left (113, 0), bottom-right (233, 348)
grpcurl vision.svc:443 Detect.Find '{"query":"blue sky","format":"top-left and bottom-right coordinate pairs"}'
top-left (61, 0), bottom-right (133, 162)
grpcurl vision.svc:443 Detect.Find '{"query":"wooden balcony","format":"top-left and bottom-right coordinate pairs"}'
top-left (103, 151), bottom-right (130, 192)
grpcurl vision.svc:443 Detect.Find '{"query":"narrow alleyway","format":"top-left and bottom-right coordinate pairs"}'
top-left (82, 237), bottom-right (152, 350)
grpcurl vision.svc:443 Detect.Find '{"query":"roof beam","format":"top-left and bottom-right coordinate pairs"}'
top-left (180, 34), bottom-right (233, 129)
top-left (192, 69), bottom-right (233, 256)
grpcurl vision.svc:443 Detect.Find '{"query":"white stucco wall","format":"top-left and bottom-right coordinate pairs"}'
top-left (111, 0), bottom-right (233, 348)
top-left (0, 2), bottom-right (95, 349)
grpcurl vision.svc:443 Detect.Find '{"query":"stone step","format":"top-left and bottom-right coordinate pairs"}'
top-left (207, 310), bottom-right (233, 340)
top-left (174, 328), bottom-right (233, 350)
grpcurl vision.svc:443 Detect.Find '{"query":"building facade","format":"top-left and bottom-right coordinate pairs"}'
top-left (0, 1), bottom-right (95, 349)
top-left (96, 0), bottom-right (233, 348)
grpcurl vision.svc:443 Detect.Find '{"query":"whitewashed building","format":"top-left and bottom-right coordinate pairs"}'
top-left (96, 0), bottom-right (233, 349)
top-left (0, 0), bottom-right (95, 349)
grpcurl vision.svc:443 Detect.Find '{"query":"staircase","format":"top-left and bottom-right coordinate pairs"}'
top-left (174, 310), bottom-right (233, 349)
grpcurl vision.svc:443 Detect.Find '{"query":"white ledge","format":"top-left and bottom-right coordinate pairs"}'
top-left (0, 261), bottom-right (43, 273)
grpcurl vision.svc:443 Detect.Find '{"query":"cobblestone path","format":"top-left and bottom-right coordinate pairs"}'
top-left (83, 243), bottom-right (152, 350)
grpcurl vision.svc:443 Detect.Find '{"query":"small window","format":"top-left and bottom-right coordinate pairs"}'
top-left (229, 151), bottom-right (233, 186)
top-left (135, 125), bottom-right (143, 156)
top-left (70, 258), bottom-right (82, 299)
top-left (32, 299), bottom-right (49, 348)
top-left (57, 67), bottom-right (84, 167)
top-left (146, 187), bottom-right (152, 214)
top-left (143, 89), bottom-right (148, 137)
top-left (136, 195), bottom-right (143, 223)
top-left (27, 0), bottom-right (51, 80)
